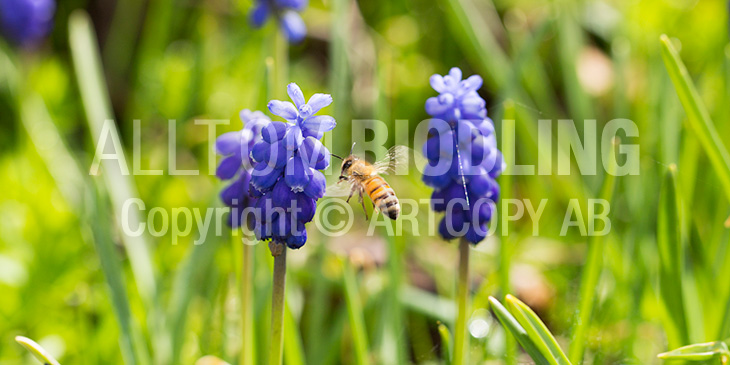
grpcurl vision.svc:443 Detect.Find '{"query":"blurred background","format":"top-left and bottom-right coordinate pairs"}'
top-left (1, 0), bottom-right (730, 363)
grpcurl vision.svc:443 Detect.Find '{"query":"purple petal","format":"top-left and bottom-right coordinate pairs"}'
top-left (285, 154), bottom-right (311, 192)
top-left (284, 125), bottom-right (304, 151)
top-left (460, 75), bottom-right (483, 94)
top-left (250, 141), bottom-right (271, 164)
top-left (250, 163), bottom-right (281, 191)
top-left (250, 3), bottom-right (269, 28)
top-left (422, 164), bottom-right (452, 189)
top-left (425, 95), bottom-right (454, 116)
top-left (438, 219), bottom-right (454, 240)
top-left (430, 74), bottom-right (447, 93)
top-left (275, 0), bottom-right (307, 11)
top-left (286, 226), bottom-right (307, 249)
top-left (216, 131), bottom-right (241, 156)
top-left (304, 169), bottom-right (326, 199)
top-left (272, 142), bottom-right (292, 168)
top-left (476, 118), bottom-right (495, 138)
top-left (272, 179), bottom-right (295, 207)
top-left (240, 109), bottom-right (270, 124)
top-left (487, 150), bottom-right (504, 178)
top-left (314, 151), bottom-right (330, 170)
top-left (220, 176), bottom-right (246, 206)
top-left (281, 11), bottom-right (306, 43)
top-left (271, 213), bottom-right (290, 237)
top-left (287, 83), bottom-right (306, 109)
top-left (217, 155), bottom-right (242, 179)
top-left (465, 223), bottom-right (488, 244)
top-left (448, 67), bottom-right (462, 82)
top-left (428, 118), bottom-right (452, 135)
top-left (296, 194), bottom-right (316, 222)
top-left (424, 136), bottom-right (440, 161)
top-left (268, 100), bottom-right (298, 120)
top-left (302, 115), bottom-right (336, 135)
top-left (470, 136), bottom-right (488, 164)
top-left (468, 172), bottom-right (491, 197)
top-left (262, 121), bottom-right (288, 143)
top-left (303, 93), bottom-right (332, 116)
top-left (457, 121), bottom-right (476, 147)
top-left (302, 128), bottom-right (324, 140)
top-left (298, 137), bottom-right (327, 167)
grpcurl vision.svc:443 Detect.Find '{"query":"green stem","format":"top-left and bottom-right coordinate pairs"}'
top-left (453, 239), bottom-right (470, 365)
top-left (269, 248), bottom-right (287, 365)
top-left (241, 240), bottom-right (255, 365)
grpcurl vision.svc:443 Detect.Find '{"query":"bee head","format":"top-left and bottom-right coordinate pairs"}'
top-left (339, 155), bottom-right (358, 180)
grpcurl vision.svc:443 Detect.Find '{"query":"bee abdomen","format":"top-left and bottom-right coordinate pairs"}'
top-left (365, 176), bottom-right (400, 220)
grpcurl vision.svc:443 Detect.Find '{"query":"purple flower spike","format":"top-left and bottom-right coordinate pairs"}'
top-left (251, 82), bottom-right (334, 249)
top-left (422, 67), bottom-right (502, 245)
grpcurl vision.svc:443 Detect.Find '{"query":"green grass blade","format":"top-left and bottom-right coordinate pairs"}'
top-left (505, 295), bottom-right (572, 365)
top-left (568, 138), bottom-right (619, 363)
top-left (7, 53), bottom-right (148, 364)
top-left (657, 165), bottom-right (690, 348)
top-left (87, 184), bottom-right (147, 365)
top-left (660, 35), bottom-right (730, 203)
top-left (437, 322), bottom-right (453, 365)
top-left (68, 9), bottom-right (158, 306)
top-left (658, 341), bottom-right (730, 362)
top-left (342, 260), bottom-right (370, 365)
top-left (15, 336), bottom-right (62, 365)
top-left (488, 297), bottom-right (551, 365)
top-left (69, 10), bottom-right (167, 362)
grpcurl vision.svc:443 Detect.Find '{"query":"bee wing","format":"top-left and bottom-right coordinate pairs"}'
top-left (373, 145), bottom-right (426, 175)
top-left (325, 179), bottom-right (355, 197)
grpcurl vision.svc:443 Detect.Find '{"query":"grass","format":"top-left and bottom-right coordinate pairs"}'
top-left (3, 0), bottom-right (730, 364)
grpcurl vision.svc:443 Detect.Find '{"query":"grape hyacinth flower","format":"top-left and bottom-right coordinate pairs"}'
top-left (422, 67), bottom-right (503, 244)
top-left (250, 82), bottom-right (334, 252)
top-left (216, 109), bottom-right (270, 228)
top-left (250, 0), bottom-right (307, 43)
top-left (0, 0), bottom-right (55, 47)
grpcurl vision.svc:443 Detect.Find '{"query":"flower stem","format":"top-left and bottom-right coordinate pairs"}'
top-left (269, 248), bottom-right (287, 365)
top-left (240, 240), bottom-right (255, 365)
top-left (453, 239), bottom-right (470, 365)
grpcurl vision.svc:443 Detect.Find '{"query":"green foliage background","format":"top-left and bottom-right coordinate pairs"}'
top-left (1, 0), bottom-right (730, 363)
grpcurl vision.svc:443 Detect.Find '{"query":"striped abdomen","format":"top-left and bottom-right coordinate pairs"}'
top-left (363, 175), bottom-right (400, 220)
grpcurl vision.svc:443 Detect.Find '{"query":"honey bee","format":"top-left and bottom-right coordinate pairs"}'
top-left (328, 145), bottom-right (410, 220)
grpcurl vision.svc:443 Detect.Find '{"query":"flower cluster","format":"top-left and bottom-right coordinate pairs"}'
top-left (422, 67), bottom-right (503, 244)
top-left (250, 0), bottom-right (307, 43)
top-left (216, 110), bottom-right (270, 228)
top-left (0, 0), bottom-right (55, 47)
top-left (249, 83), bottom-right (334, 249)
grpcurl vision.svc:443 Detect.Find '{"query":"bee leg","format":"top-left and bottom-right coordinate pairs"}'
top-left (358, 188), bottom-right (369, 220)
top-left (346, 188), bottom-right (355, 203)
